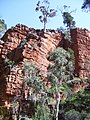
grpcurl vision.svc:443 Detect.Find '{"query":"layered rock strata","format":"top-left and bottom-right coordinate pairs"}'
top-left (0, 24), bottom-right (62, 105)
top-left (71, 28), bottom-right (90, 78)
top-left (0, 24), bottom-right (90, 106)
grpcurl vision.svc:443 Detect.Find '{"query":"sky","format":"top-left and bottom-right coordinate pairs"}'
top-left (1, 0), bottom-right (90, 30)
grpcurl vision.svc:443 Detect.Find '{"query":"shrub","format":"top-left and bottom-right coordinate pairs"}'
top-left (65, 109), bottom-right (82, 120)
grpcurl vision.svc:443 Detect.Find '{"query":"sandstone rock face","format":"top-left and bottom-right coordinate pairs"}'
top-left (71, 28), bottom-right (90, 78)
top-left (0, 24), bottom-right (62, 105)
top-left (0, 24), bottom-right (90, 106)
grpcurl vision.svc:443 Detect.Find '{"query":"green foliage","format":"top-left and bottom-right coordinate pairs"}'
top-left (84, 113), bottom-right (90, 120)
top-left (10, 61), bottom-right (47, 120)
top-left (22, 62), bottom-right (52, 119)
top-left (35, 0), bottom-right (57, 31)
top-left (65, 109), bottom-right (82, 120)
top-left (4, 57), bottom-right (15, 68)
top-left (65, 85), bottom-right (90, 113)
top-left (63, 11), bottom-right (75, 29)
top-left (0, 106), bottom-right (9, 120)
top-left (47, 47), bottom-right (75, 120)
top-left (33, 104), bottom-right (51, 120)
top-left (48, 47), bottom-right (74, 82)
top-left (58, 6), bottom-right (76, 42)
top-left (64, 29), bottom-right (72, 41)
top-left (0, 19), bottom-right (7, 37)
top-left (0, 19), bottom-right (7, 32)
top-left (82, 0), bottom-right (90, 11)
top-left (48, 47), bottom-right (70, 66)
top-left (65, 110), bottom-right (90, 120)
top-left (61, 77), bottom-right (90, 120)
top-left (64, 109), bottom-right (90, 120)
top-left (47, 47), bottom-right (75, 95)
top-left (57, 27), bottom-right (72, 42)
top-left (59, 5), bottom-right (76, 29)
top-left (23, 62), bottom-right (45, 94)
top-left (68, 48), bottom-right (75, 63)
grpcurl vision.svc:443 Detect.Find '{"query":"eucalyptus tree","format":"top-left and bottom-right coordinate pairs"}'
top-left (57, 5), bottom-right (76, 43)
top-left (10, 62), bottom-right (48, 120)
top-left (35, 0), bottom-right (57, 32)
top-left (47, 47), bottom-right (74, 120)
top-left (20, 62), bottom-right (52, 120)
top-left (59, 5), bottom-right (76, 29)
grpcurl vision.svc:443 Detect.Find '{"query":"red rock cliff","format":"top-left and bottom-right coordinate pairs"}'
top-left (71, 28), bottom-right (90, 78)
top-left (0, 24), bottom-right (90, 106)
top-left (0, 24), bottom-right (62, 105)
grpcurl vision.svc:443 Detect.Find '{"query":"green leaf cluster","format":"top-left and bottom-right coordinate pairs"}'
top-left (23, 62), bottom-right (45, 94)
top-left (48, 47), bottom-right (74, 82)
top-left (33, 104), bottom-right (52, 120)
top-left (82, 0), bottom-right (90, 11)
top-left (0, 19), bottom-right (7, 37)
top-left (63, 12), bottom-right (75, 28)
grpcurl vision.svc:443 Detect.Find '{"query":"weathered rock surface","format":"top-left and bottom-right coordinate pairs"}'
top-left (71, 28), bottom-right (90, 78)
top-left (0, 24), bottom-right (90, 106)
top-left (0, 24), bottom-right (62, 105)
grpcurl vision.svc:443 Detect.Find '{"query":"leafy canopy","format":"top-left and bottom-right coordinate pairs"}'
top-left (23, 62), bottom-right (45, 94)
top-left (82, 0), bottom-right (90, 11)
top-left (48, 47), bottom-right (74, 83)
top-left (60, 5), bottom-right (76, 29)
top-left (35, 0), bottom-right (57, 31)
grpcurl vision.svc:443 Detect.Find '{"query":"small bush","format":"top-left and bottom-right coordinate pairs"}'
top-left (84, 113), bottom-right (90, 120)
top-left (65, 109), bottom-right (82, 120)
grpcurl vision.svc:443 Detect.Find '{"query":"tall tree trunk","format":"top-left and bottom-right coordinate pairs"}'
top-left (56, 92), bottom-right (60, 120)
top-left (44, 22), bottom-right (46, 32)
top-left (43, 15), bottom-right (47, 32)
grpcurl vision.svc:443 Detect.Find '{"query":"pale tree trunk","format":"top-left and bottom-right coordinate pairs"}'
top-left (44, 22), bottom-right (46, 32)
top-left (43, 15), bottom-right (47, 32)
top-left (56, 79), bottom-right (63, 120)
top-left (56, 91), bottom-right (60, 120)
